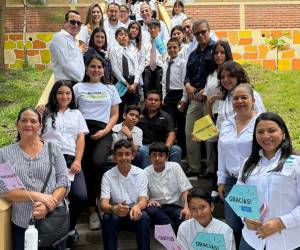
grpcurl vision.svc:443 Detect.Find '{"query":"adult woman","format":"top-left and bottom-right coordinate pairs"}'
top-left (0, 107), bottom-right (69, 250)
top-left (170, 25), bottom-right (188, 59)
top-left (238, 112), bottom-right (300, 250)
top-left (170, 1), bottom-right (187, 29)
top-left (41, 80), bottom-right (89, 238)
top-left (73, 55), bottom-right (121, 230)
top-left (79, 3), bottom-right (104, 49)
top-left (217, 83), bottom-right (259, 247)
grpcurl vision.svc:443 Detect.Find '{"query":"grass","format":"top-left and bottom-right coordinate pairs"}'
top-left (0, 68), bottom-right (51, 146)
top-left (0, 65), bottom-right (299, 150)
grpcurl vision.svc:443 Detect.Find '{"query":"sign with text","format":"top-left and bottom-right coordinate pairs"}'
top-left (225, 184), bottom-right (260, 220)
top-left (0, 162), bottom-right (24, 190)
top-left (193, 115), bottom-right (219, 141)
top-left (115, 81), bottom-right (128, 97)
top-left (155, 224), bottom-right (181, 250)
top-left (192, 232), bottom-right (226, 250)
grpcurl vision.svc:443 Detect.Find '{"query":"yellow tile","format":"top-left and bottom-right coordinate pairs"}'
top-left (278, 59), bottom-right (290, 71)
top-left (4, 41), bottom-right (16, 49)
top-left (40, 50), bottom-right (51, 64)
top-left (239, 31), bottom-right (252, 39)
top-left (36, 33), bottom-right (54, 43)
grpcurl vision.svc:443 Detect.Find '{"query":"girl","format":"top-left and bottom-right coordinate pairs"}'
top-left (238, 112), bottom-right (300, 250)
top-left (170, 1), bottom-right (187, 29)
top-left (110, 27), bottom-right (141, 121)
top-left (217, 83), bottom-right (259, 247)
top-left (73, 55), bottom-right (121, 230)
top-left (177, 188), bottom-right (236, 250)
top-left (170, 25), bottom-right (188, 59)
top-left (79, 3), bottom-right (104, 49)
top-left (41, 80), bottom-right (89, 238)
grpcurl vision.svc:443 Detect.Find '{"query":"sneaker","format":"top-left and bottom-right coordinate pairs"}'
top-left (89, 212), bottom-right (100, 230)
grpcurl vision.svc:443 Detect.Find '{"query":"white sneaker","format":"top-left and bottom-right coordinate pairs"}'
top-left (89, 212), bottom-right (100, 230)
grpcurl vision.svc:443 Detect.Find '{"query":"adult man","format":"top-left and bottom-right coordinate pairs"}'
top-left (182, 17), bottom-right (218, 59)
top-left (49, 10), bottom-right (85, 83)
top-left (184, 20), bottom-right (215, 177)
top-left (100, 140), bottom-right (150, 250)
top-left (145, 142), bottom-right (192, 233)
top-left (104, 3), bottom-right (126, 48)
top-left (119, 5), bottom-right (132, 27)
top-left (137, 90), bottom-right (182, 168)
top-left (140, 3), bottom-right (169, 45)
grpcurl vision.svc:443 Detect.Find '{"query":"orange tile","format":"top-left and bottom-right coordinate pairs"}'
top-left (263, 60), bottom-right (276, 70)
top-left (14, 49), bottom-right (25, 59)
top-left (27, 50), bottom-right (40, 56)
top-left (245, 60), bottom-right (262, 66)
top-left (261, 30), bottom-right (270, 38)
top-left (232, 53), bottom-right (242, 60)
top-left (32, 40), bottom-right (46, 49)
top-left (239, 38), bottom-right (252, 45)
top-left (243, 53), bottom-right (257, 60)
top-left (215, 31), bottom-right (227, 39)
top-left (292, 59), bottom-right (300, 70)
top-left (9, 34), bottom-right (23, 41)
top-left (271, 30), bottom-right (282, 38)
top-left (281, 50), bottom-right (295, 59)
top-left (35, 64), bottom-right (46, 70)
top-left (258, 45), bottom-right (269, 59)
top-left (4, 34), bottom-right (9, 41)
top-left (293, 30), bottom-right (300, 44)
top-left (245, 46), bottom-right (257, 53)
top-left (228, 31), bottom-right (239, 45)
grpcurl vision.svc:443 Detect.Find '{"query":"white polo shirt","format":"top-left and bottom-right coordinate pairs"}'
top-left (144, 161), bottom-right (192, 207)
top-left (177, 218), bottom-right (236, 250)
top-left (104, 19), bottom-right (126, 49)
top-left (42, 109), bottom-right (89, 156)
top-left (112, 123), bottom-right (143, 147)
top-left (101, 165), bottom-right (148, 206)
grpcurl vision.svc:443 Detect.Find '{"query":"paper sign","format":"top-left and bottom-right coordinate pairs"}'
top-left (154, 36), bottom-right (167, 55)
top-left (192, 232), bottom-right (226, 250)
top-left (225, 185), bottom-right (260, 220)
top-left (192, 115), bottom-right (219, 141)
top-left (154, 224), bottom-right (182, 250)
top-left (115, 81), bottom-right (128, 97)
top-left (67, 169), bottom-right (75, 182)
top-left (0, 162), bottom-right (24, 190)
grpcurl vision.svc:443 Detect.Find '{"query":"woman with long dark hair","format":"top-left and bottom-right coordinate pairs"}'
top-left (238, 112), bottom-right (300, 250)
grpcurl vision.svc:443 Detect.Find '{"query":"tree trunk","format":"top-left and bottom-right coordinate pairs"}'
top-left (0, 0), bottom-right (5, 71)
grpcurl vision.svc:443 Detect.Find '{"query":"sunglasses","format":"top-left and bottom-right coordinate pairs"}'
top-left (68, 20), bottom-right (82, 26)
top-left (194, 30), bottom-right (208, 36)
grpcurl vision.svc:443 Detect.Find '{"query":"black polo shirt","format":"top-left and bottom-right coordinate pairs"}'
top-left (137, 109), bottom-right (175, 145)
top-left (184, 39), bottom-right (215, 90)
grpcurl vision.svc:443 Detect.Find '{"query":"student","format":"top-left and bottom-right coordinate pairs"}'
top-left (161, 37), bottom-right (187, 157)
top-left (170, 25), bottom-right (188, 59)
top-left (143, 19), bottom-right (167, 95)
top-left (238, 112), bottom-right (300, 250)
top-left (112, 105), bottom-right (144, 167)
top-left (145, 142), bottom-right (192, 233)
top-left (109, 27), bottom-right (141, 120)
top-left (79, 3), bottom-right (104, 49)
top-left (41, 80), bottom-right (89, 244)
top-left (177, 188), bottom-right (236, 250)
top-left (119, 5), bottom-right (132, 27)
top-left (170, 1), bottom-right (187, 29)
top-left (73, 55), bottom-right (122, 230)
top-left (100, 139), bottom-right (150, 250)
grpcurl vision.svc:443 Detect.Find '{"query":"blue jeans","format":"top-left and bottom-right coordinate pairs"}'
top-left (12, 223), bottom-right (66, 250)
top-left (146, 204), bottom-right (183, 233)
top-left (101, 212), bottom-right (151, 250)
top-left (224, 176), bottom-right (243, 248)
top-left (139, 144), bottom-right (182, 168)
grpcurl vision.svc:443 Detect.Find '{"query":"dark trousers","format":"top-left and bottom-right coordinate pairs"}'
top-left (12, 223), bottom-right (66, 250)
top-left (83, 120), bottom-right (112, 207)
top-left (146, 205), bottom-right (183, 233)
top-left (118, 88), bottom-right (140, 123)
top-left (142, 66), bottom-right (163, 95)
top-left (162, 101), bottom-right (186, 157)
top-left (101, 212), bottom-right (151, 250)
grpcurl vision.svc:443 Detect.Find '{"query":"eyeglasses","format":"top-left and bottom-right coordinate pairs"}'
top-left (194, 30), bottom-right (208, 36)
top-left (68, 20), bottom-right (82, 26)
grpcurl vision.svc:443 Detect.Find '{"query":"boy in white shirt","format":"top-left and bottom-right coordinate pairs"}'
top-left (100, 139), bottom-right (150, 250)
top-left (144, 142), bottom-right (192, 233)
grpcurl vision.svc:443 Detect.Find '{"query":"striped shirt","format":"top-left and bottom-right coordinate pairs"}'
top-left (0, 141), bottom-right (69, 228)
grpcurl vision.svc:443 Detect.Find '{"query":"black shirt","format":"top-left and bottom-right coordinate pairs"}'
top-left (184, 39), bottom-right (215, 90)
top-left (137, 109), bottom-right (175, 145)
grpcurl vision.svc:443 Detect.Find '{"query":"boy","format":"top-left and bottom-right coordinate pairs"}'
top-left (144, 142), bottom-right (192, 233)
top-left (112, 105), bottom-right (144, 167)
top-left (100, 139), bottom-right (150, 250)
top-left (162, 37), bottom-right (187, 156)
top-left (143, 19), bottom-right (167, 95)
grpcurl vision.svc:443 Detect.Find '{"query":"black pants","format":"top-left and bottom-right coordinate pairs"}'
top-left (82, 120), bottom-right (112, 207)
top-left (142, 66), bottom-right (163, 96)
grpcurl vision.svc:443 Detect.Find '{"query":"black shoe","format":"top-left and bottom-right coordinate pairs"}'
top-left (185, 170), bottom-right (199, 177)
top-left (198, 172), bottom-right (214, 179)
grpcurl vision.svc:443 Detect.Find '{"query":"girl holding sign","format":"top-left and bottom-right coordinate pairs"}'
top-left (238, 112), bottom-right (300, 250)
top-left (177, 188), bottom-right (236, 250)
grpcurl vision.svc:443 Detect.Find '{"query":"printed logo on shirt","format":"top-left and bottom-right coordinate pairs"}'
top-left (81, 92), bottom-right (109, 101)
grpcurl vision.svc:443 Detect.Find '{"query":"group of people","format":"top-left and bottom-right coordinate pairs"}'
top-left (1, 1), bottom-right (300, 250)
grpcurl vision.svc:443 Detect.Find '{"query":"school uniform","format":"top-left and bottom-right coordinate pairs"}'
top-left (217, 114), bottom-right (258, 247)
top-left (161, 56), bottom-right (187, 156)
top-left (104, 19), bottom-right (126, 49)
top-left (237, 151), bottom-right (300, 250)
top-left (177, 218), bottom-right (236, 250)
top-left (170, 12), bottom-right (187, 29)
